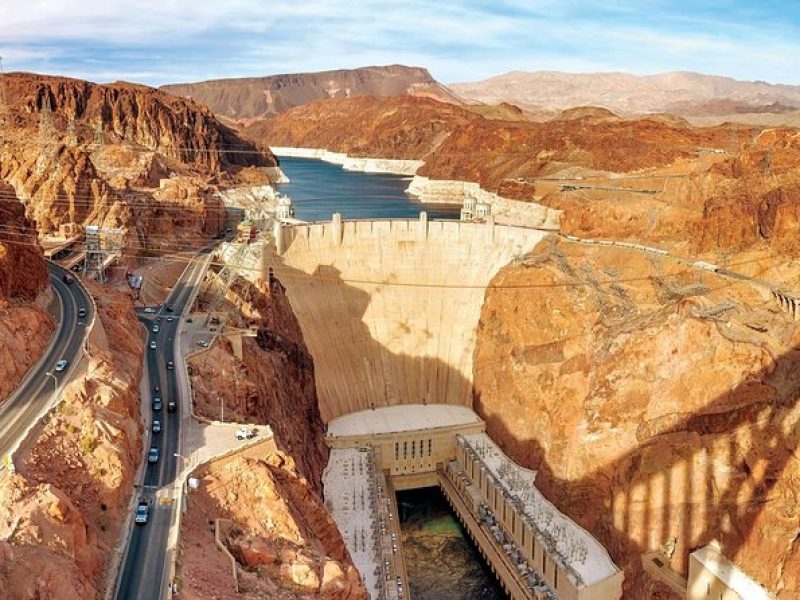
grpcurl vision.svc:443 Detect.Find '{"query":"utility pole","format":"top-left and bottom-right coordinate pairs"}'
top-left (36, 90), bottom-right (56, 174)
top-left (0, 56), bottom-right (8, 142)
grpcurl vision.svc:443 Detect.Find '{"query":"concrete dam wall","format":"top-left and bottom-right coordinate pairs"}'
top-left (264, 216), bottom-right (548, 422)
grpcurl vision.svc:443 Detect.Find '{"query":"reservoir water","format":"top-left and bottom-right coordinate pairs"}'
top-left (275, 156), bottom-right (460, 222)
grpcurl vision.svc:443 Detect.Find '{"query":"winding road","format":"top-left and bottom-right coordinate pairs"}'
top-left (0, 262), bottom-right (93, 464)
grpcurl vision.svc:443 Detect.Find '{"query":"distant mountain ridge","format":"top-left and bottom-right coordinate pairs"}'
top-left (450, 70), bottom-right (800, 116)
top-left (161, 64), bottom-right (460, 119)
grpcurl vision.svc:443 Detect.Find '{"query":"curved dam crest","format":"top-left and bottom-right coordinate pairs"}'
top-left (264, 216), bottom-right (548, 422)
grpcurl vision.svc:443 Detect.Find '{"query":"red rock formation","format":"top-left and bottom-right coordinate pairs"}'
top-left (4, 73), bottom-right (275, 171)
top-left (0, 181), bottom-right (53, 401)
top-left (473, 239), bottom-right (800, 598)
top-left (189, 275), bottom-right (327, 491)
top-left (179, 450), bottom-right (367, 600)
top-left (0, 283), bottom-right (144, 598)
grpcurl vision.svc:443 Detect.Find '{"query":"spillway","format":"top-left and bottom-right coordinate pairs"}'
top-left (264, 215), bottom-right (547, 422)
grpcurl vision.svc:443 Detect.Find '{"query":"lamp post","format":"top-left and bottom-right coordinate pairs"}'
top-left (44, 372), bottom-right (58, 392)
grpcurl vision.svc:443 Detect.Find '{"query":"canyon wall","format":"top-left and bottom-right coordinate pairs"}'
top-left (267, 219), bottom-right (547, 422)
top-left (0, 73), bottom-right (281, 255)
top-left (181, 268), bottom-right (365, 597)
top-left (0, 283), bottom-right (144, 599)
top-left (0, 181), bottom-right (54, 402)
top-left (473, 238), bottom-right (800, 598)
top-left (162, 64), bottom-right (458, 119)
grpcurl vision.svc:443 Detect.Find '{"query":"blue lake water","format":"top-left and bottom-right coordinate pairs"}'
top-left (275, 156), bottom-right (460, 222)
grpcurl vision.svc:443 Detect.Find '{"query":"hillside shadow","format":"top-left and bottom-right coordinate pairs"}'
top-left (475, 340), bottom-right (800, 596)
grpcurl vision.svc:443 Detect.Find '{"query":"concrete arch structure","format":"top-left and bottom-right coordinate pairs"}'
top-left (264, 215), bottom-right (548, 422)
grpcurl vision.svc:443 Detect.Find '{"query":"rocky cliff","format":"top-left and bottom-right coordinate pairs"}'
top-left (180, 272), bottom-right (365, 597)
top-left (179, 449), bottom-right (367, 599)
top-left (0, 72), bottom-right (278, 252)
top-left (162, 64), bottom-right (459, 119)
top-left (0, 283), bottom-right (144, 599)
top-left (0, 181), bottom-right (54, 402)
top-left (473, 238), bottom-right (800, 598)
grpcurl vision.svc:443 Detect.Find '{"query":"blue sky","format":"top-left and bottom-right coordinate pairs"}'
top-left (0, 0), bottom-right (798, 86)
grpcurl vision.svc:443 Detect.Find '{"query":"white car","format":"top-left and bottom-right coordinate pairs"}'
top-left (54, 360), bottom-right (68, 372)
top-left (143, 307), bottom-right (156, 314)
top-left (197, 339), bottom-right (209, 348)
top-left (236, 426), bottom-right (255, 440)
top-left (152, 325), bottom-right (160, 333)
top-left (149, 340), bottom-right (157, 350)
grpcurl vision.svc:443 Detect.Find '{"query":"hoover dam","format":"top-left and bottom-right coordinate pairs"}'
top-left (265, 214), bottom-right (547, 422)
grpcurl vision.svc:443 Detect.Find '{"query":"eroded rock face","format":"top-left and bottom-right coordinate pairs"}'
top-left (0, 72), bottom-right (277, 253)
top-left (473, 239), bottom-right (800, 598)
top-left (0, 283), bottom-right (144, 598)
top-left (189, 276), bottom-right (327, 489)
top-left (179, 451), bottom-right (367, 600)
top-left (0, 181), bottom-right (54, 402)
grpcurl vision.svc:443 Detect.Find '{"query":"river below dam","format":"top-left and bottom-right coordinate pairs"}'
top-left (398, 488), bottom-right (505, 600)
top-left (275, 156), bottom-right (460, 221)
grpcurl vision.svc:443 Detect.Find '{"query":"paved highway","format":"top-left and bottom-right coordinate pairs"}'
top-left (116, 251), bottom-right (210, 600)
top-left (0, 262), bottom-right (93, 464)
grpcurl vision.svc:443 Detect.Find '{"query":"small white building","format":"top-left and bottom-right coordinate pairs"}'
top-left (687, 544), bottom-right (774, 600)
top-left (275, 194), bottom-right (294, 221)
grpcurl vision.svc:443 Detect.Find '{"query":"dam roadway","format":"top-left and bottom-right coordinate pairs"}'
top-left (115, 252), bottom-right (209, 600)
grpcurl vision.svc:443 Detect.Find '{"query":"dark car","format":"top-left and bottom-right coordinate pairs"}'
top-left (153, 385), bottom-right (160, 394)
top-left (78, 307), bottom-right (87, 318)
top-left (167, 400), bottom-right (176, 413)
top-left (70, 263), bottom-right (82, 272)
top-left (165, 305), bottom-right (174, 313)
top-left (166, 361), bottom-right (174, 370)
top-left (62, 274), bottom-right (73, 284)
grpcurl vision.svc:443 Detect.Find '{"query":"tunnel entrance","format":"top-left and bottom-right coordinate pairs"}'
top-left (398, 486), bottom-right (506, 600)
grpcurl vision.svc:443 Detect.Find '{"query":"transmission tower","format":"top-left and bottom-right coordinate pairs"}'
top-left (0, 56), bottom-right (8, 145)
top-left (36, 91), bottom-right (57, 174)
top-left (66, 116), bottom-right (77, 146)
top-left (93, 118), bottom-right (104, 146)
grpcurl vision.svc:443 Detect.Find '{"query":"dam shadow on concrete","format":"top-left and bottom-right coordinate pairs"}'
top-left (475, 342), bottom-right (800, 596)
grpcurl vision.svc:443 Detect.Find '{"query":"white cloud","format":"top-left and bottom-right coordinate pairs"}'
top-left (0, 0), bottom-right (798, 85)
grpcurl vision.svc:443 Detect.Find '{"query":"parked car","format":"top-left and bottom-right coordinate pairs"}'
top-left (54, 359), bottom-right (68, 372)
top-left (152, 420), bottom-right (161, 434)
top-left (134, 499), bottom-right (149, 525)
top-left (70, 263), bottom-right (82, 272)
top-left (148, 447), bottom-right (159, 463)
top-left (197, 340), bottom-right (209, 348)
top-left (143, 307), bottom-right (156, 314)
top-left (236, 426), bottom-right (255, 440)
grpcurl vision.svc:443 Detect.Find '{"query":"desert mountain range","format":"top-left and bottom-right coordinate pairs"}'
top-left (161, 64), bottom-right (459, 120)
top-left (451, 70), bottom-right (800, 117)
